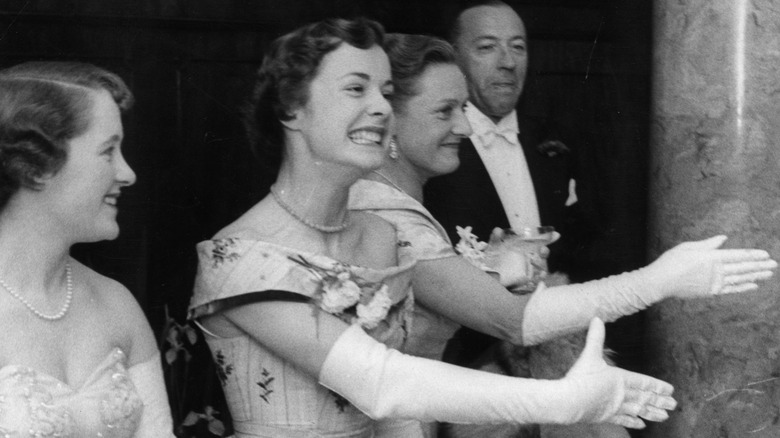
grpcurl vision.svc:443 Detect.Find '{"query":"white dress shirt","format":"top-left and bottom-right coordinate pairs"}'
top-left (464, 102), bottom-right (541, 231)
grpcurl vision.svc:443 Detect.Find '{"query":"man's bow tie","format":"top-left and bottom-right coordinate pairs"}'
top-left (478, 127), bottom-right (518, 147)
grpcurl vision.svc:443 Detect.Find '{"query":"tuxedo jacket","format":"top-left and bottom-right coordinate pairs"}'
top-left (424, 114), bottom-right (594, 280)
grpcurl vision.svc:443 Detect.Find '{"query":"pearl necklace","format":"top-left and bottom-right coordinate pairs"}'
top-left (270, 185), bottom-right (350, 233)
top-left (0, 263), bottom-right (73, 321)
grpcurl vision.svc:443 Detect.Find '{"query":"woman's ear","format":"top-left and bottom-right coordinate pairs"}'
top-left (281, 108), bottom-right (303, 131)
top-left (30, 168), bottom-right (58, 188)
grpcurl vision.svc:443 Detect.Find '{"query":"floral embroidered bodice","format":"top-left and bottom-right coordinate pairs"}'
top-left (0, 348), bottom-right (143, 438)
top-left (189, 239), bottom-right (415, 438)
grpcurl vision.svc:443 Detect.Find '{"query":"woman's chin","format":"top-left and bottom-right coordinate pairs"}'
top-left (432, 159), bottom-right (461, 177)
top-left (333, 145), bottom-right (387, 172)
top-left (354, 153), bottom-right (387, 173)
top-left (78, 224), bottom-right (121, 243)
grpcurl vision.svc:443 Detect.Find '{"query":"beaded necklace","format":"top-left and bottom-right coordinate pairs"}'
top-left (0, 263), bottom-right (73, 321)
top-left (270, 185), bottom-right (350, 233)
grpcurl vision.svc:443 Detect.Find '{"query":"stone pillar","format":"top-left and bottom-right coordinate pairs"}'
top-left (645, 0), bottom-right (780, 437)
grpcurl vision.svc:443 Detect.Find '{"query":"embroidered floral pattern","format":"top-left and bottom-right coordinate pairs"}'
top-left (0, 349), bottom-right (144, 438)
top-left (214, 351), bottom-right (234, 387)
top-left (14, 369), bottom-right (74, 437)
top-left (289, 255), bottom-right (394, 329)
top-left (210, 238), bottom-right (241, 267)
top-left (256, 368), bottom-right (274, 403)
top-left (99, 369), bottom-right (143, 431)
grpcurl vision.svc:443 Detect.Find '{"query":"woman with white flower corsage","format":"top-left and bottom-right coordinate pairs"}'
top-left (0, 62), bottom-right (174, 437)
top-left (348, 33), bottom-right (778, 436)
top-left (189, 19), bottom-right (681, 438)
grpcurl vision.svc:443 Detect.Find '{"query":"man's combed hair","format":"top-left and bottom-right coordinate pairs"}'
top-left (447, 0), bottom-right (512, 43)
top-left (0, 62), bottom-right (133, 211)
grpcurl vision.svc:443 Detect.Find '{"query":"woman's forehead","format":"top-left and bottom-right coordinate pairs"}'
top-left (315, 44), bottom-right (391, 83)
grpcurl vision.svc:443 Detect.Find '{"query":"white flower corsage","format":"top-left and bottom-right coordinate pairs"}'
top-left (321, 271), bottom-right (362, 313)
top-left (357, 284), bottom-right (392, 329)
top-left (455, 226), bottom-right (545, 292)
top-left (290, 255), bottom-right (393, 329)
top-left (454, 226), bottom-right (489, 269)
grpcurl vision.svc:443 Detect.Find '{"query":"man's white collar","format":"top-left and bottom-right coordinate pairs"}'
top-left (465, 103), bottom-right (519, 147)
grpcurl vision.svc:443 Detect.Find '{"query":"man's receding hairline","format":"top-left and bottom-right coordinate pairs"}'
top-left (452, 3), bottom-right (523, 44)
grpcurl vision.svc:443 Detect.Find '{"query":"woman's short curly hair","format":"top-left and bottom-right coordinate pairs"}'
top-left (0, 61), bottom-right (133, 212)
top-left (243, 17), bottom-right (385, 174)
top-left (383, 33), bottom-right (458, 114)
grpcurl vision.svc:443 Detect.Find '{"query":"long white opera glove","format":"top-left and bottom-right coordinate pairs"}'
top-left (128, 352), bottom-right (176, 438)
top-left (319, 319), bottom-right (675, 429)
top-left (522, 235), bottom-right (777, 345)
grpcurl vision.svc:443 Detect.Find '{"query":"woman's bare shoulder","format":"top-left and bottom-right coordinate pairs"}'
top-left (213, 197), bottom-right (281, 241)
top-left (353, 210), bottom-right (397, 240)
top-left (73, 261), bottom-right (157, 364)
top-left (74, 261), bottom-right (134, 301)
top-left (350, 211), bottom-right (399, 267)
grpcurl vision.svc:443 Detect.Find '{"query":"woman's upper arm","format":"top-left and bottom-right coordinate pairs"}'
top-left (111, 284), bottom-right (159, 368)
top-left (413, 257), bottom-right (530, 343)
top-left (221, 300), bottom-right (353, 378)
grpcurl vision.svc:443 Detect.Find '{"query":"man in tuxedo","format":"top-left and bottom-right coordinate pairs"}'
top-left (425, 0), bottom-right (595, 368)
top-left (427, 4), bottom-right (628, 437)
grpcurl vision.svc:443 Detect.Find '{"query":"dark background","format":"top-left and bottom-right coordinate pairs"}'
top-left (0, 0), bottom-right (653, 435)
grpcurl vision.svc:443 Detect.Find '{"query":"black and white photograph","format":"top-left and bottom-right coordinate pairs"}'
top-left (0, 1), bottom-right (778, 437)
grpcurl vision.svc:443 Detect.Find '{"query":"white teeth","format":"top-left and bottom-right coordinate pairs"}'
top-left (349, 130), bottom-right (382, 145)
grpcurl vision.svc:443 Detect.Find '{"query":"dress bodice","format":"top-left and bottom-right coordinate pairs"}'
top-left (349, 179), bottom-right (460, 362)
top-left (0, 348), bottom-right (143, 438)
top-left (349, 180), bottom-right (462, 438)
top-left (189, 238), bottom-right (415, 438)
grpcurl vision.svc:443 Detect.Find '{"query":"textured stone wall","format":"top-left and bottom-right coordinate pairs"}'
top-left (646, 0), bottom-right (780, 437)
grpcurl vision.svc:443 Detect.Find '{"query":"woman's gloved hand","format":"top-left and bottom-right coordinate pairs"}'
top-left (521, 235), bottom-right (777, 346)
top-left (642, 235), bottom-right (777, 300)
top-left (483, 227), bottom-right (560, 291)
top-left (560, 318), bottom-right (676, 428)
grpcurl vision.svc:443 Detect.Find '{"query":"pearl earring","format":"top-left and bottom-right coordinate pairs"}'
top-left (389, 136), bottom-right (399, 160)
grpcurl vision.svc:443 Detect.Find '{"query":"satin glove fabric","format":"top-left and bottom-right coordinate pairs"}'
top-left (318, 319), bottom-right (675, 429)
top-left (522, 235), bottom-right (777, 345)
top-left (641, 235), bottom-right (776, 298)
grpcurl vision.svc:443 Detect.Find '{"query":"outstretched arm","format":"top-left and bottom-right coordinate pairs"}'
top-left (413, 235), bottom-right (775, 346)
top-left (210, 299), bottom-right (675, 428)
top-left (522, 236), bottom-right (777, 344)
top-left (412, 255), bottom-right (532, 344)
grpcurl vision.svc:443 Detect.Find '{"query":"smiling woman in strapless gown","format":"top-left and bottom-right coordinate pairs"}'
top-left (0, 62), bottom-right (174, 437)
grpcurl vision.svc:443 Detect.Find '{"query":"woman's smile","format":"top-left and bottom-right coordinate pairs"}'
top-left (348, 126), bottom-right (386, 146)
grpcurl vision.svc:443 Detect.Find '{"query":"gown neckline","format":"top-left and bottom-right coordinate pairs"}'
top-left (0, 346), bottom-right (126, 391)
top-left (199, 237), bottom-right (415, 274)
